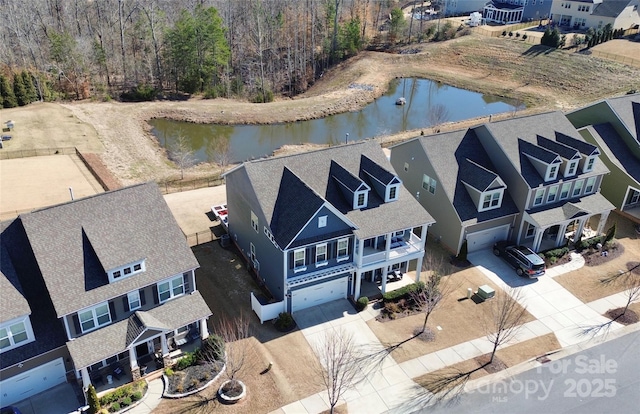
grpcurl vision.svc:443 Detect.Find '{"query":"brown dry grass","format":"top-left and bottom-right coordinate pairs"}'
top-left (416, 333), bottom-right (561, 393)
top-left (367, 266), bottom-right (535, 363)
top-left (554, 215), bottom-right (640, 303)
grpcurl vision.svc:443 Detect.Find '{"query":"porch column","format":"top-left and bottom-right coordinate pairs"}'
top-left (81, 367), bottom-right (91, 390)
top-left (415, 255), bottom-right (423, 283)
top-left (596, 211), bottom-right (610, 235)
top-left (532, 228), bottom-right (545, 252)
top-left (555, 223), bottom-right (568, 247)
top-left (129, 347), bottom-right (141, 381)
top-left (160, 334), bottom-right (172, 368)
top-left (574, 219), bottom-right (586, 242)
top-left (354, 270), bottom-right (362, 300)
top-left (381, 267), bottom-right (388, 294)
top-left (200, 318), bottom-right (209, 340)
top-left (385, 232), bottom-right (392, 261)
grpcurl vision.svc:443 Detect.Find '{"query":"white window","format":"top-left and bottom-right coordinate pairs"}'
top-left (318, 216), bottom-right (327, 228)
top-left (158, 275), bottom-right (185, 303)
top-left (533, 189), bottom-right (545, 206)
top-left (354, 190), bottom-right (368, 209)
top-left (572, 179), bottom-right (584, 197)
top-left (559, 182), bottom-right (572, 200)
top-left (387, 184), bottom-right (399, 201)
top-left (316, 243), bottom-right (327, 266)
top-left (422, 174), bottom-right (436, 194)
top-left (629, 189), bottom-right (640, 205)
top-left (337, 238), bottom-right (349, 260)
top-left (566, 160), bottom-right (578, 177)
top-left (584, 156), bottom-right (596, 172)
top-left (547, 185), bottom-right (559, 203)
top-left (294, 248), bottom-right (306, 271)
top-left (584, 177), bottom-right (596, 194)
top-left (78, 302), bottom-right (111, 333)
top-left (0, 318), bottom-right (33, 351)
top-left (128, 291), bottom-right (141, 311)
top-left (108, 260), bottom-right (146, 283)
top-left (546, 164), bottom-right (558, 181)
top-left (251, 211), bottom-right (259, 233)
top-left (480, 190), bottom-right (502, 211)
top-left (525, 223), bottom-right (535, 238)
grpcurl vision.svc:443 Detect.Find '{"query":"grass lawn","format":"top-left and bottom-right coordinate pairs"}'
top-left (416, 333), bottom-right (561, 394)
top-left (367, 266), bottom-right (535, 363)
top-left (554, 214), bottom-right (640, 304)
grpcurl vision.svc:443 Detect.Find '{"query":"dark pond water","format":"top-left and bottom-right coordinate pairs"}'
top-left (150, 78), bottom-right (522, 163)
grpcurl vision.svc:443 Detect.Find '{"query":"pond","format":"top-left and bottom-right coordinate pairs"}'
top-left (150, 78), bottom-right (522, 164)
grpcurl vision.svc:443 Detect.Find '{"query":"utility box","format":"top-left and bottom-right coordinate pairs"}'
top-left (477, 285), bottom-right (495, 300)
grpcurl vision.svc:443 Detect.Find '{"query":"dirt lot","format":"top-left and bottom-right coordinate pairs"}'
top-left (2, 34), bottom-right (638, 188)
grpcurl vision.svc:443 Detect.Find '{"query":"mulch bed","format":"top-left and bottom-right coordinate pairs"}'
top-left (605, 307), bottom-right (639, 325)
top-left (475, 354), bottom-right (508, 374)
top-left (583, 243), bottom-right (625, 266)
top-left (166, 361), bottom-right (223, 395)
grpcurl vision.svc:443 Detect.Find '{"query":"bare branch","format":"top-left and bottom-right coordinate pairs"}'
top-left (485, 288), bottom-right (528, 363)
top-left (169, 132), bottom-right (196, 180)
top-left (427, 103), bottom-right (450, 132)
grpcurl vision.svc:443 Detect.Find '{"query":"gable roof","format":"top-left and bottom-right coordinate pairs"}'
top-left (592, 0), bottom-right (636, 18)
top-left (239, 141), bottom-right (434, 241)
top-left (527, 193), bottom-right (615, 227)
top-left (460, 159), bottom-right (504, 192)
top-left (412, 129), bottom-right (519, 225)
top-left (537, 135), bottom-right (581, 160)
top-left (589, 123), bottom-right (640, 183)
top-left (607, 93), bottom-right (640, 140)
top-left (17, 182), bottom-right (199, 317)
top-left (520, 139), bottom-right (563, 164)
top-left (0, 237), bottom-right (31, 321)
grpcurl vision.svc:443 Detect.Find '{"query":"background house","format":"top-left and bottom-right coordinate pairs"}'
top-left (483, 0), bottom-right (553, 24)
top-left (550, 0), bottom-right (640, 30)
top-left (566, 93), bottom-right (640, 222)
top-left (224, 141), bottom-right (434, 316)
top-left (0, 183), bottom-right (212, 405)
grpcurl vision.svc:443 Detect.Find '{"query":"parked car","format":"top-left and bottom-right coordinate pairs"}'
top-left (493, 241), bottom-right (546, 278)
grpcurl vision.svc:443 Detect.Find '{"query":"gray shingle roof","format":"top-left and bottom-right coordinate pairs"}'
top-left (66, 291), bottom-right (211, 369)
top-left (18, 182), bottom-right (199, 317)
top-left (555, 132), bottom-right (599, 156)
top-left (520, 139), bottom-right (561, 164)
top-left (482, 112), bottom-right (608, 188)
top-left (413, 129), bottom-right (519, 225)
top-left (241, 141), bottom-right (434, 241)
top-left (607, 93), bottom-right (640, 140)
top-left (330, 160), bottom-right (365, 192)
top-left (591, 123), bottom-right (640, 183)
top-left (527, 193), bottom-right (615, 227)
top-left (0, 242), bottom-right (31, 321)
top-left (537, 135), bottom-right (580, 160)
top-left (460, 159), bottom-right (502, 192)
top-left (592, 0), bottom-right (634, 18)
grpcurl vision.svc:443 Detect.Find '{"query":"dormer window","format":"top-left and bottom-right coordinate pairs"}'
top-left (0, 317), bottom-right (34, 352)
top-left (386, 184), bottom-right (400, 202)
top-left (565, 160), bottom-right (579, 177)
top-left (583, 156), bottom-right (596, 172)
top-left (108, 260), bottom-right (146, 283)
top-left (354, 190), bottom-right (368, 209)
top-left (479, 190), bottom-right (503, 212)
top-left (545, 164), bottom-right (559, 181)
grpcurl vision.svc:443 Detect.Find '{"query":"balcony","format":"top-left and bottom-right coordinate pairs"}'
top-left (355, 233), bottom-right (423, 266)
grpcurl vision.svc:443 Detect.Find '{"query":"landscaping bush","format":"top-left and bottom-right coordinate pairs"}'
top-left (174, 351), bottom-right (198, 370)
top-left (109, 403), bottom-right (120, 413)
top-left (121, 397), bottom-right (132, 407)
top-left (605, 223), bottom-right (616, 243)
top-left (356, 296), bottom-right (369, 311)
top-left (86, 384), bottom-right (101, 414)
top-left (544, 246), bottom-right (569, 260)
top-left (522, 34), bottom-right (528, 40)
top-left (199, 334), bottom-right (225, 361)
top-left (131, 391), bottom-right (143, 402)
top-left (502, 30), bottom-right (507, 36)
top-left (576, 235), bottom-right (605, 251)
top-left (275, 312), bottom-right (295, 331)
top-left (382, 281), bottom-right (425, 302)
top-left (120, 83), bottom-right (156, 102)
top-left (164, 367), bottom-right (174, 376)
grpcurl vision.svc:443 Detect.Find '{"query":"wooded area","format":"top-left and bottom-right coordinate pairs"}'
top-left (0, 0), bottom-right (420, 102)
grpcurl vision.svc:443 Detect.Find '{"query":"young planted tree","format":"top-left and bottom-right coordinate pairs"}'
top-left (86, 384), bottom-right (101, 414)
top-left (206, 135), bottom-right (233, 171)
top-left (314, 328), bottom-right (362, 414)
top-left (428, 103), bottom-right (450, 132)
top-left (388, 8), bottom-right (406, 43)
top-left (215, 314), bottom-right (252, 398)
top-left (485, 288), bottom-right (528, 364)
top-left (169, 133), bottom-right (196, 180)
top-left (410, 253), bottom-right (454, 337)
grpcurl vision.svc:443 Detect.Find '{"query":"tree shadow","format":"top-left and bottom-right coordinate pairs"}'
top-left (521, 45), bottom-right (554, 56)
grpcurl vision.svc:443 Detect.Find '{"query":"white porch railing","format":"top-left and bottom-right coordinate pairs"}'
top-left (251, 292), bottom-right (285, 324)
top-left (356, 233), bottom-right (423, 266)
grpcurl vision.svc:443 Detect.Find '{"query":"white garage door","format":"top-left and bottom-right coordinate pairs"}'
top-left (291, 278), bottom-right (348, 313)
top-left (0, 357), bottom-right (66, 406)
top-left (466, 225), bottom-right (509, 252)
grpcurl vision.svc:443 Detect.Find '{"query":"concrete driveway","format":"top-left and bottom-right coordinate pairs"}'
top-left (468, 250), bottom-right (622, 347)
top-left (291, 300), bottom-right (429, 414)
top-left (12, 382), bottom-right (81, 414)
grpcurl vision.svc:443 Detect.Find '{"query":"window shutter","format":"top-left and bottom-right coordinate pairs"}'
top-left (310, 246), bottom-right (316, 264)
top-left (140, 289), bottom-right (146, 306)
top-left (108, 301), bottom-right (116, 321)
top-left (72, 314), bottom-right (81, 335)
top-left (288, 251), bottom-right (294, 269)
top-left (123, 296), bottom-right (130, 312)
top-left (152, 284), bottom-right (159, 304)
top-left (183, 272), bottom-right (190, 293)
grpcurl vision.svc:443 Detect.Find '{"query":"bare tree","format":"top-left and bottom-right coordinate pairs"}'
top-left (169, 133), bottom-right (195, 180)
top-left (427, 103), bottom-right (450, 132)
top-left (314, 328), bottom-right (362, 414)
top-left (485, 288), bottom-right (528, 364)
top-left (206, 136), bottom-right (233, 171)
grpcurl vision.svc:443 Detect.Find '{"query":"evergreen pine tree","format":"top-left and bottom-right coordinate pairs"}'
top-left (605, 222), bottom-right (616, 243)
top-left (0, 74), bottom-right (17, 108)
top-left (21, 71), bottom-right (37, 103)
top-left (86, 384), bottom-right (101, 414)
top-left (13, 73), bottom-right (28, 106)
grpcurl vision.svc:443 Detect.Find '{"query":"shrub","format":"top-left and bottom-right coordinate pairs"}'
top-left (190, 379), bottom-right (199, 388)
top-left (508, 31), bottom-right (513, 37)
top-left (164, 367), bottom-right (174, 376)
top-left (175, 384), bottom-right (183, 393)
top-left (502, 30), bottom-right (507, 36)
top-left (252, 89), bottom-right (274, 103)
top-left (605, 223), bottom-right (616, 243)
top-left (275, 312), bottom-right (295, 331)
top-left (515, 32), bottom-right (521, 38)
top-left (120, 83), bottom-right (156, 102)
top-left (174, 351), bottom-right (198, 370)
top-left (522, 34), bottom-right (528, 40)
top-left (131, 391), bottom-right (143, 402)
top-left (86, 384), bottom-right (101, 414)
top-left (356, 296), bottom-right (369, 312)
top-left (201, 372), bottom-right (211, 382)
top-left (384, 302), bottom-right (401, 314)
top-left (382, 281), bottom-right (425, 302)
top-left (121, 397), bottom-right (132, 407)
top-left (109, 403), bottom-right (120, 413)
top-left (544, 246), bottom-right (569, 260)
top-left (576, 235), bottom-right (605, 251)
top-left (199, 334), bottom-right (225, 361)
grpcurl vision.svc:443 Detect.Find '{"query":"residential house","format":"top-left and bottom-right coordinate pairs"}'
top-left (484, 0), bottom-right (553, 24)
top-left (0, 183), bottom-right (212, 405)
top-left (437, 0), bottom-right (489, 16)
top-left (566, 93), bottom-right (640, 221)
top-left (391, 111), bottom-right (615, 254)
top-left (223, 141), bottom-right (434, 316)
top-left (550, 0), bottom-right (640, 30)
top-left (390, 129), bottom-right (520, 255)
